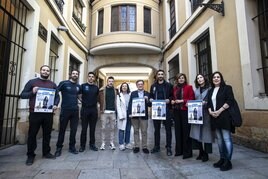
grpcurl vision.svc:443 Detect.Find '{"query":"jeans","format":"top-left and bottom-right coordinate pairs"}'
top-left (118, 116), bottom-right (131, 145)
top-left (215, 128), bottom-right (233, 160)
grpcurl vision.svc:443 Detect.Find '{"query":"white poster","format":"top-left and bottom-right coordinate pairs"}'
top-left (151, 100), bottom-right (166, 120)
top-left (188, 100), bottom-right (203, 124)
top-left (34, 88), bottom-right (56, 113)
top-left (131, 98), bottom-right (146, 117)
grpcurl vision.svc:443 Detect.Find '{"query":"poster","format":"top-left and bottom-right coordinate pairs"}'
top-left (34, 88), bottom-right (56, 113)
top-left (131, 98), bottom-right (146, 117)
top-left (188, 100), bottom-right (203, 124)
top-left (151, 100), bottom-right (166, 120)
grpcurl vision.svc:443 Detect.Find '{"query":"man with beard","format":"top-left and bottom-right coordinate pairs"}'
top-left (149, 70), bottom-right (173, 156)
top-left (79, 72), bottom-right (99, 152)
top-left (21, 65), bottom-right (59, 165)
top-left (55, 69), bottom-right (81, 157)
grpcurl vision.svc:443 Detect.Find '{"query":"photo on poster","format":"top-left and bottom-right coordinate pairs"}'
top-left (131, 98), bottom-right (146, 117)
top-left (188, 100), bottom-right (203, 124)
top-left (151, 100), bottom-right (166, 120)
top-left (34, 88), bottom-right (56, 113)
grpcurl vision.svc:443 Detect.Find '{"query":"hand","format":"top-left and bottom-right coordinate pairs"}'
top-left (149, 98), bottom-right (153, 102)
top-left (32, 87), bottom-right (39, 94)
top-left (171, 100), bottom-right (175, 105)
top-left (165, 99), bottom-right (170, 104)
top-left (52, 105), bottom-right (58, 111)
top-left (144, 96), bottom-right (148, 101)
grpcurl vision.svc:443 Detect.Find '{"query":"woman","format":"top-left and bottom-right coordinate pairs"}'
top-left (171, 73), bottom-right (194, 159)
top-left (207, 71), bottom-right (235, 171)
top-left (116, 82), bottom-right (131, 150)
top-left (190, 74), bottom-right (214, 162)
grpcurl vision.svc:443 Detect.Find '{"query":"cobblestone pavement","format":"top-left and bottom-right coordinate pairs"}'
top-left (1, 119), bottom-right (268, 179)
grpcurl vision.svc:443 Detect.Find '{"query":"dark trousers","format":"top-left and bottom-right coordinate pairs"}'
top-left (174, 109), bottom-right (192, 157)
top-left (27, 112), bottom-right (53, 157)
top-left (80, 107), bottom-right (98, 147)
top-left (153, 112), bottom-right (172, 148)
top-left (56, 109), bottom-right (79, 149)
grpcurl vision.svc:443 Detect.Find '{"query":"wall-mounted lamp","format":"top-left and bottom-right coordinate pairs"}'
top-left (57, 26), bottom-right (68, 32)
top-left (199, 1), bottom-right (225, 16)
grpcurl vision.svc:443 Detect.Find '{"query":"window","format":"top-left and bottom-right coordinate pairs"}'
top-left (73, 0), bottom-right (86, 31)
top-left (144, 7), bottom-right (151, 34)
top-left (54, 0), bottom-right (64, 13)
top-left (98, 9), bottom-right (104, 35)
top-left (111, 5), bottom-right (136, 32)
top-left (191, 0), bottom-right (204, 13)
top-left (168, 55), bottom-right (180, 85)
top-left (69, 55), bottom-right (81, 76)
top-left (256, 0), bottom-right (268, 95)
top-left (195, 31), bottom-right (212, 79)
top-left (49, 35), bottom-right (60, 82)
top-left (169, 0), bottom-right (176, 39)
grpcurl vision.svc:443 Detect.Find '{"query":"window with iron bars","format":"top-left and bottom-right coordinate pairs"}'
top-left (195, 31), bottom-right (212, 80)
top-left (168, 54), bottom-right (180, 85)
top-left (253, 0), bottom-right (268, 95)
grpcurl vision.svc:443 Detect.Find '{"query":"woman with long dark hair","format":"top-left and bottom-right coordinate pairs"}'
top-left (207, 71), bottom-right (235, 171)
top-left (190, 74), bottom-right (214, 162)
top-left (171, 73), bottom-right (195, 159)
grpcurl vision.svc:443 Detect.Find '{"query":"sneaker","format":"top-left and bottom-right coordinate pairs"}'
top-left (125, 143), bottom-right (133, 149)
top-left (166, 147), bottom-right (172, 156)
top-left (69, 148), bottom-right (79, 154)
top-left (100, 143), bottom-right (105, 150)
top-left (26, 156), bottom-right (34, 166)
top-left (43, 153), bottom-right (56, 159)
top-left (90, 144), bottom-right (98, 151)
top-left (110, 143), bottom-right (116, 150)
top-left (119, 144), bottom-right (125, 151)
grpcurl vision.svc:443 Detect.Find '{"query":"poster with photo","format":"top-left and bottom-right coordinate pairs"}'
top-left (34, 88), bottom-right (56, 113)
top-left (188, 100), bottom-right (203, 124)
top-left (131, 98), bottom-right (146, 117)
top-left (151, 100), bottom-right (166, 120)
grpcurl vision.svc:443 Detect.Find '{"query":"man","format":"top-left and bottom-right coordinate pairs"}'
top-left (149, 70), bottom-right (173, 156)
top-left (79, 72), bottom-right (99, 152)
top-left (20, 65), bottom-right (59, 165)
top-left (98, 76), bottom-right (117, 150)
top-left (128, 80), bottom-right (150, 154)
top-left (55, 69), bottom-right (81, 157)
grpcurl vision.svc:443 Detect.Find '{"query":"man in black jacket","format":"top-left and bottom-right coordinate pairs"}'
top-left (149, 70), bottom-right (173, 156)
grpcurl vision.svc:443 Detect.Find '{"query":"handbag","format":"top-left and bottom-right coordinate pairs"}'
top-left (228, 99), bottom-right (242, 127)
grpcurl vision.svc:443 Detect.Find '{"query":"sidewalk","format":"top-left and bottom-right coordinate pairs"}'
top-left (0, 119), bottom-right (268, 179)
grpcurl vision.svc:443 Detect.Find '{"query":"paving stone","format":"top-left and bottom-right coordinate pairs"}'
top-left (78, 169), bottom-right (120, 179)
top-left (120, 168), bottom-right (156, 179)
top-left (34, 169), bottom-right (80, 179)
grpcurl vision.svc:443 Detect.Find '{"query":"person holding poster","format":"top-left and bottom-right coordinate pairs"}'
top-left (190, 74), bottom-right (214, 162)
top-left (171, 73), bottom-right (194, 159)
top-left (116, 82), bottom-right (131, 151)
top-left (128, 80), bottom-right (150, 154)
top-left (20, 65), bottom-right (59, 165)
top-left (79, 72), bottom-right (99, 152)
top-left (55, 69), bottom-right (81, 157)
top-left (149, 70), bottom-right (173, 156)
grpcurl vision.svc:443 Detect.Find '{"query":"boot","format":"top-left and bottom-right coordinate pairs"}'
top-left (220, 160), bottom-right (232, 171)
top-left (202, 152), bottom-right (209, 162)
top-left (213, 158), bottom-right (224, 168)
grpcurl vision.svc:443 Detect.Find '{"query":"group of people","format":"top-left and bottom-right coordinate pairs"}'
top-left (21, 65), bottom-right (236, 172)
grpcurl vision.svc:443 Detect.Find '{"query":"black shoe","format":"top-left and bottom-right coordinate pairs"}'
top-left (150, 147), bottom-right (160, 153)
top-left (79, 147), bottom-right (85, 152)
top-left (55, 148), bottom-right (62, 157)
top-left (220, 160), bottom-right (232, 171)
top-left (213, 158), bottom-right (225, 168)
top-left (174, 153), bottom-right (182, 156)
top-left (182, 154), bottom-right (192, 159)
top-left (69, 148), bottom-right (78, 154)
top-left (166, 148), bottom-right (172, 156)
top-left (26, 156), bottom-right (34, 166)
top-left (202, 153), bottom-right (209, 162)
top-left (142, 148), bottom-right (149, 154)
top-left (133, 147), bottom-right (140, 153)
top-left (196, 154), bottom-right (203, 160)
top-left (90, 144), bottom-right (98, 151)
top-left (43, 153), bottom-right (56, 159)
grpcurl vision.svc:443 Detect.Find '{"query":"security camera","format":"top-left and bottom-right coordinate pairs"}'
top-left (57, 26), bottom-right (68, 32)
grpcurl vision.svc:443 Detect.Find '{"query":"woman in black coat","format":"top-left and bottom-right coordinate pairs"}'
top-left (207, 71), bottom-right (235, 171)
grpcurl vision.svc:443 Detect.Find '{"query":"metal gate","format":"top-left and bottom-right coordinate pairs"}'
top-left (0, 0), bottom-right (28, 148)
